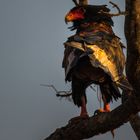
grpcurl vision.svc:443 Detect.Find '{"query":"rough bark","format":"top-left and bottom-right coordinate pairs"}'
top-left (45, 95), bottom-right (140, 140)
top-left (125, 0), bottom-right (140, 138)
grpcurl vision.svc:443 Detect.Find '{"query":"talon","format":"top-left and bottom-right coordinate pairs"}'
top-left (94, 109), bottom-right (104, 115)
top-left (94, 108), bottom-right (110, 115)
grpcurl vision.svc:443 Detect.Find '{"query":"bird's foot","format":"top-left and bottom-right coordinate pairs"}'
top-left (94, 108), bottom-right (110, 116)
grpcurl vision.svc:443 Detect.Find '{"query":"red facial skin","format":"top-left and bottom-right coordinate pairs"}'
top-left (65, 8), bottom-right (85, 22)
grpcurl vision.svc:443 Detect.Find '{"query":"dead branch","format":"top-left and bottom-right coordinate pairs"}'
top-left (79, 0), bottom-right (88, 5)
top-left (125, 0), bottom-right (140, 138)
top-left (41, 84), bottom-right (96, 98)
top-left (72, 0), bottom-right (79, 6)
top-left (72, 0), bottom-right (88, 6)
top-left (98, 1), bottom-right (127, 17)
top-left (44, 94), bottom-right (140, 140)
top-left (40, 84), bottom-right (72, 97)
top-left (109, 1), bottom-right (121, 13)
top-left (98, 10), bottom-right (127, 17)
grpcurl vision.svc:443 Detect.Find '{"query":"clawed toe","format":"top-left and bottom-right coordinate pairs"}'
top-left (94, 109), bottom-right (110, 116)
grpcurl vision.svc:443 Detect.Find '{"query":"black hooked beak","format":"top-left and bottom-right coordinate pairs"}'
top-left (65, 17), bottom-right (68, 24)
top-left (64, 13), bottom-right (71, 24)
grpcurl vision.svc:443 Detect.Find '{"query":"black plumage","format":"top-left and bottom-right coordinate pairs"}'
top-left (62, 5), bottom-right (132, 111)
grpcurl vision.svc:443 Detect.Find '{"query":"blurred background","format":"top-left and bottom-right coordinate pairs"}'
top-left (0, 0), bottom-right (137, 140)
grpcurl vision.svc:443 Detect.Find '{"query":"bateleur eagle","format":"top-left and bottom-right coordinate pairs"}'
top-left (62, 5), bottom-right (133, 118)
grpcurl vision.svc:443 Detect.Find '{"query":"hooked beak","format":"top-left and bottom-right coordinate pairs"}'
top-left (65, 13), bottom-right (72, 24)
top-left (65, 17), bottom-right (68, 24)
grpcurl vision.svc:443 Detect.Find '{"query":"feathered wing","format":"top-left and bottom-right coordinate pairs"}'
top-left (87, 37), bottom-right (125, 82)
top-left (63, 34), bottom-right (132, 91)
top-left (87, 37), bottom-right (133, 91)
top-left (62, 41), bottom-right (122, 104)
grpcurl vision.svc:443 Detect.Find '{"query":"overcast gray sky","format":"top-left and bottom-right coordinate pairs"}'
top-left (0, 0), bottom-right (137, 140)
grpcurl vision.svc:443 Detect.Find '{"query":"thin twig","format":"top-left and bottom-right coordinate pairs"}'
top-left (72, 0), bottom-right (79, 6)
top-left (40, 84), bottom-right (58, 93)
top-left (109, 1), bottom-right (121, 13)
top-left (72, 0), bottom-right (88, 6)
top-left (41, 84), bottom-right (100, 104)
top-left (98, 1), bottom-right (127, 17)
top-left (40, 84), bottom-right (72, 97)
top-left (98, 10), bottom-right (127, 17)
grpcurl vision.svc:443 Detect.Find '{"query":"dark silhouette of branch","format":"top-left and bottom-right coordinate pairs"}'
top-left (109, 1), bottom-right (121, 13)
top-left (45, 94), bottom-right (140, 140)
top-left (40, 84), bottom-right (72, 97)
top-left (72, 0), bottom-right (88, 6)
top-left (98, 1), bottom-right (127, 17)
top-left (125, 0), bottom-right (140, 138)
top-left (41, 84), bottom-right (96, 98)
top-left (72, 0), bottom-right (127, 16)
top-left (72, 0), bottom-right (79, 6)
top-left (79, 0), bottom-right (88, 5)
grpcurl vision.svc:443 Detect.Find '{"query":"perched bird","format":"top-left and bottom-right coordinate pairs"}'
top-left (62, 5), bottom-right (132, 118)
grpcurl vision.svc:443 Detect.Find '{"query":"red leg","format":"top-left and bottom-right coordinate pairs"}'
top-left (69, 96), bottom-right (89, 122)
top-left (103, 103), bottom-right (114, 138)
top-left (80, 96), bottom-right (89, 118)
top-left (104, 103), bottom-right (111, 112)
top-left (96, 103), bottom-right (110, 113)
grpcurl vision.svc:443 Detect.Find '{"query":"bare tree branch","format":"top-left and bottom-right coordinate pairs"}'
top-left (41, 84), bottom-right (96, 98)
top-left (125, 0), bottom-right (140, 138)
top-left (72, 0), bottom-right (88, 6)
top-left (98, 10), bottom-right (127, 17)
top-left (72, 0), bottom-right (79, 6)
top-left (45, 94), bottom-right (140, 140)
top-left (79, 0), bottom-right (88, 5)
top-left (109, 1), bottom-right (121, 13)
top-left (130, 114), bottom-right (140, 138)
top-left (98, 1), bottom-right (127, 17)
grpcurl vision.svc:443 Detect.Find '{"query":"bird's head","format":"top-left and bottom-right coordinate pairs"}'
top-left (65, 6), bottom-right (85, 24)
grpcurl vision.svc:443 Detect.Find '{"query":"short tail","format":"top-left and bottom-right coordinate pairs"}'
top-left (100, 81), bottom-right (121, 103)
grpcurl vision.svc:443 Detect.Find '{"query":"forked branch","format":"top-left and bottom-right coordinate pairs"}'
top-left (40, 84), bottom-right (72, 97)
top-left (41, 84), bottom-right (96, 98)
top-left (98, 1), bottom-right (127, 17)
